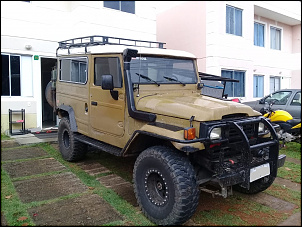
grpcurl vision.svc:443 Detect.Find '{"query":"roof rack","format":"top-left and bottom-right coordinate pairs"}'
top-left (56, 35), bottom-right (166, 56)
top-left (199, 72), bottom-right (239, 83)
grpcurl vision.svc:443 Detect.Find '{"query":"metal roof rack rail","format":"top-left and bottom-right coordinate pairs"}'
top-left (56, 35), bottom-right (166, 56)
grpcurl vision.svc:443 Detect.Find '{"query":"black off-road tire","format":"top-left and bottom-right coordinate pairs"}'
top-left (58, 117), bottom-right (87, 162)
top-left (133, 146), bottom-right (200, 225)
top-left (233, 175), bottom-right (275, 194)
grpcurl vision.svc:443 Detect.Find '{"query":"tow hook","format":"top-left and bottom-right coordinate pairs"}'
top-left (200, 186), bottom-right (233, 198)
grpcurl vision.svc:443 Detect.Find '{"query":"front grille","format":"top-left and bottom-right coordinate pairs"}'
top-left (228, 123), bottom-right (255, 143)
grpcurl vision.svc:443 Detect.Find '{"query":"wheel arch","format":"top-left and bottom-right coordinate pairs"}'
top-left (122, 131), bottom-right (175, 157)
top-left (57, 105), bottom-right (78, 132)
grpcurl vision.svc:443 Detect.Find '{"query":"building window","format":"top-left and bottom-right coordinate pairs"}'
top-left (270, 26), bottom-right (281, 50)
top-left (226, 5), bottom-right (242, 36)
top-left (254, 22), bottom-right (264, 47)
top-left (270, 76), bottom-right (280, 93)
top-left (221, 70), bottom-right (245, 97)
top-left (1, 54), bottom-right (33, 97)
top-left (104, 1), bottom-right (135, 14)
top-left (253, 75), bottom-right (264, 98)
top-left (60, 57), bottom-right (87, 84)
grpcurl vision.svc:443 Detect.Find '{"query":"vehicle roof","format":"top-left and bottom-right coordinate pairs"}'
top-left (271, 89), bottom-right (301, 93)
top-left (57, 44), bottom-right (196, 59)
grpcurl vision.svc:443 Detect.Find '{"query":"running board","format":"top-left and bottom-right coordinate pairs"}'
top-left (74, 134), bottom-right (122, 156)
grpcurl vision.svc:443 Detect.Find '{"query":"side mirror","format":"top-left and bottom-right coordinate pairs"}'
top-left (259, 99), bottom-right (265, 104)
top-left (101, 74), bottom-right (118, 100)
top-left (101, 75), bottom-right (114, 90)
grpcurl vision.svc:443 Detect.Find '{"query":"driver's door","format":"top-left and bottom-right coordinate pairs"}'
top-left (89, 55), bottom-right (125, 136)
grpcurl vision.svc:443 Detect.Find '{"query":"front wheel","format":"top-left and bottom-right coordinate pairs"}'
top-left (233, 175), bottom-right (275, 194)
top-left (133, 146), bottom-right (200, 225)
top-left (58, 117), bottom-right (87, 162)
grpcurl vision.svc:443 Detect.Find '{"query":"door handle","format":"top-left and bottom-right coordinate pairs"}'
top-left (91, 101), bottom-right (97, 106)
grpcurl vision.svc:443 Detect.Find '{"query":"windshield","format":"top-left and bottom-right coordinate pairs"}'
top-left (129, 56), bottom-right (197, 85)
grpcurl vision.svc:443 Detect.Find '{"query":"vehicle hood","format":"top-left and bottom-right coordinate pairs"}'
top-left (242, 100), bottom-right (258, 108)
top-left (136, 93), bottom-right (260, 121)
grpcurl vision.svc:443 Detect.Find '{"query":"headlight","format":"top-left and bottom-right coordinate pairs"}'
top-left (210, 127), bottom-right (222, 140)
top-left (258, 122), bottom-right (265, 133)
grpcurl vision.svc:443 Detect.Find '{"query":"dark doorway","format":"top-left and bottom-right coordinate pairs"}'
top-left (41, 57), bottom-right (57, 128)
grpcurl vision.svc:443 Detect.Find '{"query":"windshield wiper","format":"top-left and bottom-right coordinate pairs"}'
top-left (163, 76), bottom-right (186, 86)
top-left (136, 73), bottom-right (160, 86)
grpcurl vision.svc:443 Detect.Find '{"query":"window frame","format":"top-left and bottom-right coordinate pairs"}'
top-left (2, 53), bottom-right (31, 97)
top-left (270, 25), bottom-right (282, 50)
top-left (94, 56), bottom-right (123, 88)
top-left (270, 76), bottom-right (280, 94)
top-left (254, 21), bottom-right (265, 47)
top-left (226, 5), bottom-right (243, 37)
top-left (253, 74), bottom-right (264, 98)
top-left (59, 56), bottom-right (88, 84)
top-left (103, 1), bottom-right (135, 14)
top-left (290, 91), bottom-right (301, 106)
top-left (221, 69), bottom-right (245, 97)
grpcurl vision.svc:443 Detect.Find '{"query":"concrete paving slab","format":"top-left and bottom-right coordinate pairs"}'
top-left (274, 177), bottom-right (301, 192)
top-left (278, 212), bottom-right (301, 226)
top-left (97, 174), bottom-right (130, 188)
top-left (1, 212), bottom-right (8, 226)
top-left (237, 192), bottom-right (297, 211)
top-left (286, 157), bottom-right (301, 165)
top-left (1, 140), bottom-right (20, 148)
top-left (15, 136), bottom-right (57, 145)
top-left (28, 194), bottom-right (123, 226)
top-left (13, 172), bottom-right (87, 203)
top-left (97, 174), bottom-right (138, 207)
top-left (1, 147), bottom-right (48, 161)
top-left (112, 182), bottom-right (138, 207)
top-left (2, 158), bottom-right (67, 178)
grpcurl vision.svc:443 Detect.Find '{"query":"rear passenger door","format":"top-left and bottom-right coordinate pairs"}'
top-left (89, 55), bottom-right (125, 136)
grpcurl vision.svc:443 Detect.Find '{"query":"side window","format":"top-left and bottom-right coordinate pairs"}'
top-left (60, 57), bottom-right (87, 83)
top-left (265, 91), bottom-right (291, 105)
top-left (94, 57), bottom-right (122, 88)
top-left (291, 92), bottom-right (301, 106)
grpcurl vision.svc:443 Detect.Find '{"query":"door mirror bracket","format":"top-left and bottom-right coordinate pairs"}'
top-left (101, 74), bottom-right (118, 100)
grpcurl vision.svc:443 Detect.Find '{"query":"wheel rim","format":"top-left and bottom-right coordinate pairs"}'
top-left (145, 169), bottom-right (168, 206)
top-left (62, 129), bottom-right (70, 148)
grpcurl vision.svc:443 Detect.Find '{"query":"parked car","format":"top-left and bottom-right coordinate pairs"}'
top-left (243, 89), bottom-right (301, 119)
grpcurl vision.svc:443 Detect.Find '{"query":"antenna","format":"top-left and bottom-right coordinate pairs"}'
top-left (137, 54), bottom-right (142, 97)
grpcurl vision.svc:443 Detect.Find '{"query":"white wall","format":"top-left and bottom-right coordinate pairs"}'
top-left (1, 1), bottom-right (157, 133)
top-left (156, 1), bottom-right (300, 102)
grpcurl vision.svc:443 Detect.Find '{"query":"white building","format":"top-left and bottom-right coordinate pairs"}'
top-left (156, 1), bottom-right (301, 101)
top-left (1, 1), bottom-right (157, 134)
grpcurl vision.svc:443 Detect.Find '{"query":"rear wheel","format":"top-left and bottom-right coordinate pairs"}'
top-left (58, 117), bottom-right (87, 161)
top-left (133, 146), bottom-right (200, 225)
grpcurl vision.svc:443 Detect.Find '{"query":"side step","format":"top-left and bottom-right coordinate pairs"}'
top-left (74, 134), bottom-right (122, 156)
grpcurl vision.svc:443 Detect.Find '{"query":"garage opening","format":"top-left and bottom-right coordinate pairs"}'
top-left (41, 57), bottom-right (57, 129)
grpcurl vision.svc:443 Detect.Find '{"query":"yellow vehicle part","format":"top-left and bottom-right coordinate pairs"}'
top-left (292, 123), bottom-right (301, 129)
top-left (268, 110), bottom-right (293, 122)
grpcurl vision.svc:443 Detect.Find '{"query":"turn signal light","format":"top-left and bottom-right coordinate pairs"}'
top-left (184, 127), bottom-right (196, 140)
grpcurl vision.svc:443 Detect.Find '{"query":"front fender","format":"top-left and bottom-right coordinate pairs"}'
top-left (122, 124), bottom-right (205, 156)
top-left (57, 105), bottom-right (78, 132)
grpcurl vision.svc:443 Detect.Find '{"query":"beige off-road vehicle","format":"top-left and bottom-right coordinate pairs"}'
top-left (47, 35), bottom-right (286, 225)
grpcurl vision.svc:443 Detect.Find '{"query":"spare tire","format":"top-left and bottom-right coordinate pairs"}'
top-left (45, 81), bottom-right (55, 107)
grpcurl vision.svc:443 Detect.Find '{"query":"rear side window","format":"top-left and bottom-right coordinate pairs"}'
top-left (291, 92), bottom-right (301, 106)
top-left (60, 57), bottom-right (87, 83)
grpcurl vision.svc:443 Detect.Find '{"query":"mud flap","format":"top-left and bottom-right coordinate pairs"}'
top-left (277, 154), bottom-right (286, 168)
